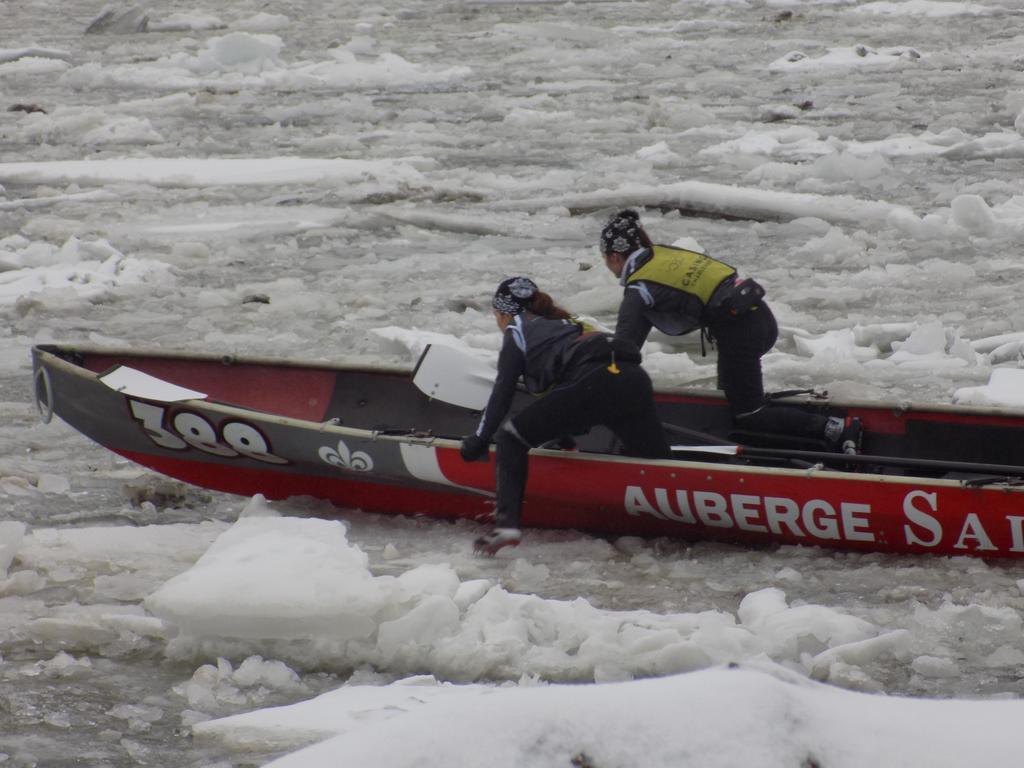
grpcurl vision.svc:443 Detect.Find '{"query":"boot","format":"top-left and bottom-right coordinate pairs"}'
top-left (825, 415), bottom-right (862, 455)
top-left (474, 528), bottom-right (522, 556)
top-left (839, 417), bottom-right (862, 455)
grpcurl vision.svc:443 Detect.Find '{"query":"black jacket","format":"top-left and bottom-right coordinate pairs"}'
top-left (474, 314), bottom-right (634, 441)
top-left (614, 247), bottom-right (742, 347)
top-left (615, 249), bottom-right (705, 347)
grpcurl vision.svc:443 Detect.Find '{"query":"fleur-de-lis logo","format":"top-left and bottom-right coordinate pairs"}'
top-left (318, 439), bottom-right (374, 472)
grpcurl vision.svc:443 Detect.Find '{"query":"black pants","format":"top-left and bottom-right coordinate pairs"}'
top-left (493, 363), bottom-right (670, 528)
top-left (708, 303), bottom-right (828, 440)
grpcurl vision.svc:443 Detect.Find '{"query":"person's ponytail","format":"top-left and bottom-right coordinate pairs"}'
top-left (617, 209), bottom-right (653, 249)
top-left (528, 290), bottom-right (572, 321)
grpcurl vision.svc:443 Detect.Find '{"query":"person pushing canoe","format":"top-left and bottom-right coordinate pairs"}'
top-left (460, 276), bottom-right (671, 555)
top-left (599, 209), bottom-right (861, 454)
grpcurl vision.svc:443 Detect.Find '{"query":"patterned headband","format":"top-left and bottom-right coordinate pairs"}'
top-left (492, 276), bottom-right (538, 315)
top-left (600, 210), bottom-right (642, 255)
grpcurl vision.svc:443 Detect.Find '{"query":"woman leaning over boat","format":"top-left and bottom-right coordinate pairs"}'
top-left (460, 277), bottom-right (671, 555)
top-left (599, 208), bottom-right (861, 454)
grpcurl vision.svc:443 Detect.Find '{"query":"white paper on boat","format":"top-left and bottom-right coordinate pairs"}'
top-left (99, 365), bottom-right (208, 402)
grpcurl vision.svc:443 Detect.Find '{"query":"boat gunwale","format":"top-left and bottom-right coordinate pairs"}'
top-left (32, 343), bottom-right (1024, 421)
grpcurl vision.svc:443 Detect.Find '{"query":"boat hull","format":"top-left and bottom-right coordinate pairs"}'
top-left (31, 344), bottom-right (1024, 559)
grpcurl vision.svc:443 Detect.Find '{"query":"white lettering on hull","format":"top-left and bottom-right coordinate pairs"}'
top-left (1009, 517), bottom-right (1024, 552)
top-left (954, 513), bottom-right (996, 552)
top-left (903, 490), bottom-right (941, 547)
top-left (623, 485), bottom-right (875, 544)
top-left (903, 493), bottom-right (1002, 553)
top-left (625, 482), bottom-right (1024, 555)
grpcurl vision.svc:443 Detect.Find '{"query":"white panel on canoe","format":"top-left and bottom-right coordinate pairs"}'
top-left (399, 442), bottom-right (494, 497)
top-left (671, 444), bottom-right (740, 455)
top-left (99, 365), bottom-right (207, 402)
top-left (399, 442), bottom-right (454, 486)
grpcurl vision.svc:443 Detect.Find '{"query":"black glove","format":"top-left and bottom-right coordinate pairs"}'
top-left (460, 435), bottom-right (490, 462)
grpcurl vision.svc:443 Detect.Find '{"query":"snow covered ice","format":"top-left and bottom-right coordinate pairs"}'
top-left (5, 0), bottom-right (1024, 765)
top-left (8, 496), bottom-right (1024, 767)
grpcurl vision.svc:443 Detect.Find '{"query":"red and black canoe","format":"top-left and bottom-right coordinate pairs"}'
top-left (30, 343), bottom-right (1024, 559)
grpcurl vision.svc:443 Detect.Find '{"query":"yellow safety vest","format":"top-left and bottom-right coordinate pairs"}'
top-left (625, 245), bottom-right (736, 304)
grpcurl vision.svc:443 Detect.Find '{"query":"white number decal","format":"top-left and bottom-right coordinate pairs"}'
top-left (129, 400), bottom-right (286, 464)
top-left (223, 421), bottom-right (288, 464)
top-left (173, 412), bottom-right (236, 456)
top-left (130, 400), bottom-right (187, 449)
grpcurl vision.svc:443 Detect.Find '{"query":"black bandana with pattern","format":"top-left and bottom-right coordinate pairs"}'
top-left (492, 276), bottom-right (538, 315)
top-left (600, 209), bottom-right (643, 256)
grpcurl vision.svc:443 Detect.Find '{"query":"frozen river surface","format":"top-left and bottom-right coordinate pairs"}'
top-left (4, 0), bottom-right (1024, 764)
